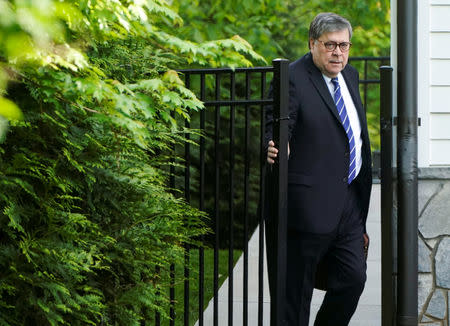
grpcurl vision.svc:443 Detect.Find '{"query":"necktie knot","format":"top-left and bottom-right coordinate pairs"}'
top-left (331, 77), bottom-right (339, 90)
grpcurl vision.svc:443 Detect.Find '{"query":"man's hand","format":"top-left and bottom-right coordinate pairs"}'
top-left (363, 233), bottom-right (370, 260)
top-left (267, 140), bottom-right (278, 164)
top-left (266, 140), bottom-right (290, 164)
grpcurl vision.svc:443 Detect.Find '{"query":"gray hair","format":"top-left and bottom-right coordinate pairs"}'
top-left (309, 12), bottom-right (352, 43)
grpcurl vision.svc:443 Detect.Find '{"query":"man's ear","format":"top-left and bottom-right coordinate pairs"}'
top-left (308, 38), bottom-right (314, 50)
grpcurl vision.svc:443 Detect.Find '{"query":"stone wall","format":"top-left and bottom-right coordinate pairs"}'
top-left (417, 168), bottom-right (450, 326)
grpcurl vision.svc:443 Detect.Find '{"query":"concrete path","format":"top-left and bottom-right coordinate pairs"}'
top-left (196, 184), bottom-right (381, 326)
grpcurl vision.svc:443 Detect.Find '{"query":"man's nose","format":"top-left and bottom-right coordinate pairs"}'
top-left (332, 46), bottom-right (343, 55)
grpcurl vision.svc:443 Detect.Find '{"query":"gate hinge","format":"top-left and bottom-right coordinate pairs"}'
top-left (275, 116), bottom-right (290, 122)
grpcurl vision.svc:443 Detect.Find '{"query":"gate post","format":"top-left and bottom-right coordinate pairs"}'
top-left (270, 59), bottom-right (289, 326)
top-left (380, 66), bottom-right (395, 326)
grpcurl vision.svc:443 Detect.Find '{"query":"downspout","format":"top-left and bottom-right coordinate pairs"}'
top-left (396, 1), bottom-right (418, 325)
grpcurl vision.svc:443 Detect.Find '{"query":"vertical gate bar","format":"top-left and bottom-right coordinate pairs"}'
top-left (213, 72), bottom-right (221, 326)
top-left (380, 66), bottom-right (394, 326)
top-left (156, 265), bottom-right (161, 326)
top-left (258, 71), bottom-right (267, 326)
top-left (228, 71), bottom-right (236, 326)
top-left (169, 152), bottom-right (176, 326)
top-left (270, 59), bottom-right (289, 326)
top-left (199, 73), bottom-right (206, 326)
top-left (184, 74), bottom-right (191, 326)
top-left (243, 71), bottom-right (251, 326)
top-left (170, 264), bottom-right (175, 326)
top-left (364, 59), bottom-right (368, 111)
top-left (184, 223), bottom-right (190, 325)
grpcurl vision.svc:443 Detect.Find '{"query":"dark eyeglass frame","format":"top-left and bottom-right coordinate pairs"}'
top-left (316, 39), bottom-right (352, 52)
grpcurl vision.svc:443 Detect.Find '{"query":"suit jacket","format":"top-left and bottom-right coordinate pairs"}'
top-left (265, 52), bottom-right (372, 234)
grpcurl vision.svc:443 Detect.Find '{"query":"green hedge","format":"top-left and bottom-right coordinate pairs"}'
top-left (0, 1), bottom-right (263, 325)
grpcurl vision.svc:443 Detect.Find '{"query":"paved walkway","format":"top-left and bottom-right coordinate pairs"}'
top-left (196, 184), bottom-right (381, 326)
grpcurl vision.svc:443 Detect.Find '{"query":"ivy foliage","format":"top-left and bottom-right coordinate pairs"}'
top-left (0, 0), bottom-right (263, 325)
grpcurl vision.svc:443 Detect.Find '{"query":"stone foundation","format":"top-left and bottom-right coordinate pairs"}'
top-left (417, 168), bottom-right (450, 326)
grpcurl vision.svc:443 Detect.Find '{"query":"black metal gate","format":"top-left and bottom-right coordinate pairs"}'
top-left (155, 59), bottom-right (287, 326)
top-left (152, 57), bottom-right (390, 326)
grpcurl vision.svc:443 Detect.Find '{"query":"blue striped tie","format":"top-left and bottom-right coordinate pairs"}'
top-left (331, 77), bottom-right (356, 184)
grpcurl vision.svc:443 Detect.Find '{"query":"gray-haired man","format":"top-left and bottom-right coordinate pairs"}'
top-left (265, 12), bottom-right (372, 325)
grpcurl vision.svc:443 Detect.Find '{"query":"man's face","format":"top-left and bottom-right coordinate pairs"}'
top-left (309, 29), bottom-right (350, 78)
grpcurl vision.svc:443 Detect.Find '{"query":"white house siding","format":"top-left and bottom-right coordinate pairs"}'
top-left (427, 0), bottom-right (450, 166)
top-left (417, 0), bottom-right (430, 167)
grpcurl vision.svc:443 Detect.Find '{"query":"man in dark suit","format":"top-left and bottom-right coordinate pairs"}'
top-left (265, 12), bottom-right (372, 325)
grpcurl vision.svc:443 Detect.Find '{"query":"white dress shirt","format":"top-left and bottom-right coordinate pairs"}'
top-left (322, 72), bottom-right (363, 179)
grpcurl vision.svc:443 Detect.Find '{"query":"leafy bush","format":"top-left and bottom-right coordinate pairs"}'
top-left (0, 1), bottom-right (263, 325)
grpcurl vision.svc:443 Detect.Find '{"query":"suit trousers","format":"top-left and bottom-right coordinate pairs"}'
top-left (266, 180), bottom-right (367, 326)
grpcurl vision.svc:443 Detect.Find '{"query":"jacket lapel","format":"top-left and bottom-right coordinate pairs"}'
top-left (305, 54), bottom-right (342, 124)
top-left (342, 68), bottom-right (369, 139)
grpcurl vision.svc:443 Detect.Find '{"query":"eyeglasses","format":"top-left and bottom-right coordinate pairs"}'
top-left (316, 40), bottom-right (352, 52)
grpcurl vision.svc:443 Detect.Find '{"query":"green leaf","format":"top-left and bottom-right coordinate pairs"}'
top-left (0, 97), bottom-right (23, 121)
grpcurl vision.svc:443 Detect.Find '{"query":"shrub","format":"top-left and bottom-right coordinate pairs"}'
top-left (0, 1), bottom-right (263, 324)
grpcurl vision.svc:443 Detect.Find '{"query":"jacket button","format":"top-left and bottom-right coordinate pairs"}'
top-left (343, 177), bottom-right (348, 183)
top-left (344, 152), bottom-right (349, 158)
